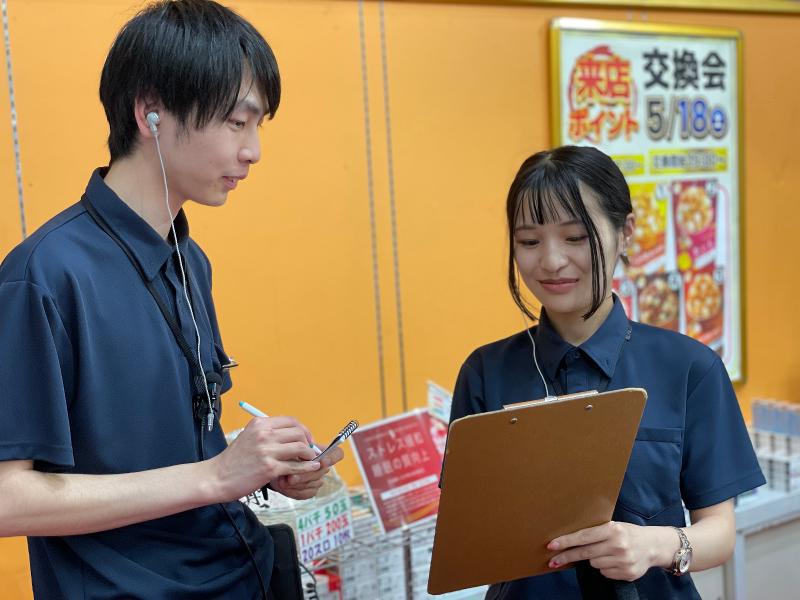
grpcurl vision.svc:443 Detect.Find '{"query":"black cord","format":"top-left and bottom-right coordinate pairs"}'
top-left (219, 503), bottom-right (269, 599)
top-left (83, 195), bottom-right (270, 598)
top-left (200, 424), bottom-right (269, 599)
top-left (299, 561), bottom-right (319, 600)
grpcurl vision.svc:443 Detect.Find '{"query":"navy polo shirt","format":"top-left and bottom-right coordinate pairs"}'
top-left (450, 297), bottom-right (765, 600)
top-left (0, 169), bottom-right (272, 599)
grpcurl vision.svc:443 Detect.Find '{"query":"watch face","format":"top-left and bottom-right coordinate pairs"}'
top-left (679, 549), bottom-right (692, 574)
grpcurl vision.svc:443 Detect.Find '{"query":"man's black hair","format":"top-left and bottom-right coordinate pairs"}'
top-left (506, 145), bottom-right (633, 321)
top-left (100, 0), bottom-right (280, 162)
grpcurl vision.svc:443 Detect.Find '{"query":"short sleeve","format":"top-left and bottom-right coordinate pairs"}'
top-left (0, 281), bottom-right (75, 469)
top-left (680, 357), bottom-right (765, 509)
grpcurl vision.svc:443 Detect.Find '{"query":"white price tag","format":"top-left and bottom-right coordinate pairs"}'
top-left (296, 496), bottom-right (354, 562)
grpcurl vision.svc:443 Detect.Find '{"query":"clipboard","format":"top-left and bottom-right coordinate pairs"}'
top-left (428, 387), bottom-right (647, 595)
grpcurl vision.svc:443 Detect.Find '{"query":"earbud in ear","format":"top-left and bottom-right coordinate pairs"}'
top-left (622, 237), bottom-right (631, 259)
top-left (146, 112), bottom-right (160, 134)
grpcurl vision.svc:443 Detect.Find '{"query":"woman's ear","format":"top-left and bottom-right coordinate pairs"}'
top-left (617, 212), bottom-right (635, 265)
top-left (622, 212), bottom-right (635, 250)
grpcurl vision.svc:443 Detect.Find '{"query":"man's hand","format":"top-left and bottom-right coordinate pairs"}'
top-left (270, 445), bottom-right (345, 500)
top-left (208, 416), bottom-right (322, 502)
top-left (546, 521), bottom-right (678, 582)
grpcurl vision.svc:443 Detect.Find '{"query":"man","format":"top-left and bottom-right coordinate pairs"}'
top-left (0, 1), bottom-right (343, 597)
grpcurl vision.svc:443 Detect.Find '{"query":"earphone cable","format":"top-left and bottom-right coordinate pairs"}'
top-left (151, 130), bottom-right (267, 598)
top-left (520, 311), bottom-right (553, 400)
top-left (153, 133), bottom-right (214, 430)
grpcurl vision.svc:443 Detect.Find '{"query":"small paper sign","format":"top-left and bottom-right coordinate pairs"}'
top-left (296, 495), bottom-right (354, 563)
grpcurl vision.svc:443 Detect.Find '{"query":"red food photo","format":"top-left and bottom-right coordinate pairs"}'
top-left (684, 264), bottom-right (725, 351)
top-left (636, 272), bottom-right (682, 332)
top-left (672, 179), bottom-right (718, 272)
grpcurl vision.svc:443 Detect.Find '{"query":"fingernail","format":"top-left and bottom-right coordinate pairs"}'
top-left (549, 559), bottom-right (559, 568)
top-left (548, 541), bottom-right (559, 550)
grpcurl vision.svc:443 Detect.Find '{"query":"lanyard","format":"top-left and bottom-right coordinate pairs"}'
top-left (81, 196), bottom-right (220, 425)
top-left (83, 196), bottom-right (267, 599)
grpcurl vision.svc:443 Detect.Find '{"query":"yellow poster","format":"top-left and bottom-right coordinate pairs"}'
top-left (551, 18), bottom-right (743, 380)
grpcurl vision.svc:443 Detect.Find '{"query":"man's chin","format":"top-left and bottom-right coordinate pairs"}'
top-left (190, 193), bottom-right (229, 208)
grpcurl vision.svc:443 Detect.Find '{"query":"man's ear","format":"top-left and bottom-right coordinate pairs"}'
top-left (133, 96), bottom-right (162, 139)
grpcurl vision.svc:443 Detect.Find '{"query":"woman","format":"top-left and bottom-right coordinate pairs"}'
top-left (449, 146), bottom-right (764, 599)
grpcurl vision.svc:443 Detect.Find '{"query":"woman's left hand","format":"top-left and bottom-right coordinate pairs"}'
top-left (547, 521), bottom-right (675, 582)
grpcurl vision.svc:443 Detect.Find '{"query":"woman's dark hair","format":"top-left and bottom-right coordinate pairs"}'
top-left (506, 145), bottom-right (632, 321)
top-left (99, 0), bottom-right (280, 163)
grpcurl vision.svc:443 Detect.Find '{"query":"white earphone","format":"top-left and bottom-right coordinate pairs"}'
top-left (521, 310), bottom-right (557, 401)
top-left (146, 111), bottom-right (160, 135)
top-left (146, 108), bottom-right (215, 430)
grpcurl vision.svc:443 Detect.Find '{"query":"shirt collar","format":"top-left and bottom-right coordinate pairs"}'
top-left (531, 310), bottom-right (572, 384)
top-left (83, 167), bottom-right (191, 281)
top-left (533, 295), bottom-right (631, 381)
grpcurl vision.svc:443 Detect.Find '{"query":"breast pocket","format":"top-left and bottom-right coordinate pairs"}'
top-left (617, 427), bottom-right (683, 521)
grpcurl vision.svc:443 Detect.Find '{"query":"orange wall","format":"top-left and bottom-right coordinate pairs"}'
top-left (1, 1), bottom-right (798, 597)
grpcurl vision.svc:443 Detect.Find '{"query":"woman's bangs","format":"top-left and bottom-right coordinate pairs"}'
top-left (513, 173), bottom-right (585, 228)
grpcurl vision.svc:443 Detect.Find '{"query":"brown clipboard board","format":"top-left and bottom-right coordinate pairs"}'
top-left (428, 387), bottom-right (647, 595)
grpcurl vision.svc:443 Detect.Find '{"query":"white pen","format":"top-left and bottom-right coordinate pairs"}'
top-left (238, 400), bottom-right (268, 419)
top-left (238, 401), bottom-right (322, 453)
top-left (237, 401), bottom-right (358, 460)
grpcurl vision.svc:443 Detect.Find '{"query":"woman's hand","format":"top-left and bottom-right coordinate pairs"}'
top-left (547, 521), bottom-right (678, 582)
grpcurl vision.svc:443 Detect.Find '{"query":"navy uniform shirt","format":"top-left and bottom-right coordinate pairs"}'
top-left (450, 297), bottom-right (765, 600)
top-left (0, 169), bottom-right (272, 599)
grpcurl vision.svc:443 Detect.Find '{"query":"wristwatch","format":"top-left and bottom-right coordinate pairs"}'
top-left (669, 527), bottom-right (693, 576)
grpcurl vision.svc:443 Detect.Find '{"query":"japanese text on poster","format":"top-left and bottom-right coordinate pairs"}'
top-left (349, 410), bottom-right (445, 534)
top-left (551, 18), bottom-right (742, 379)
